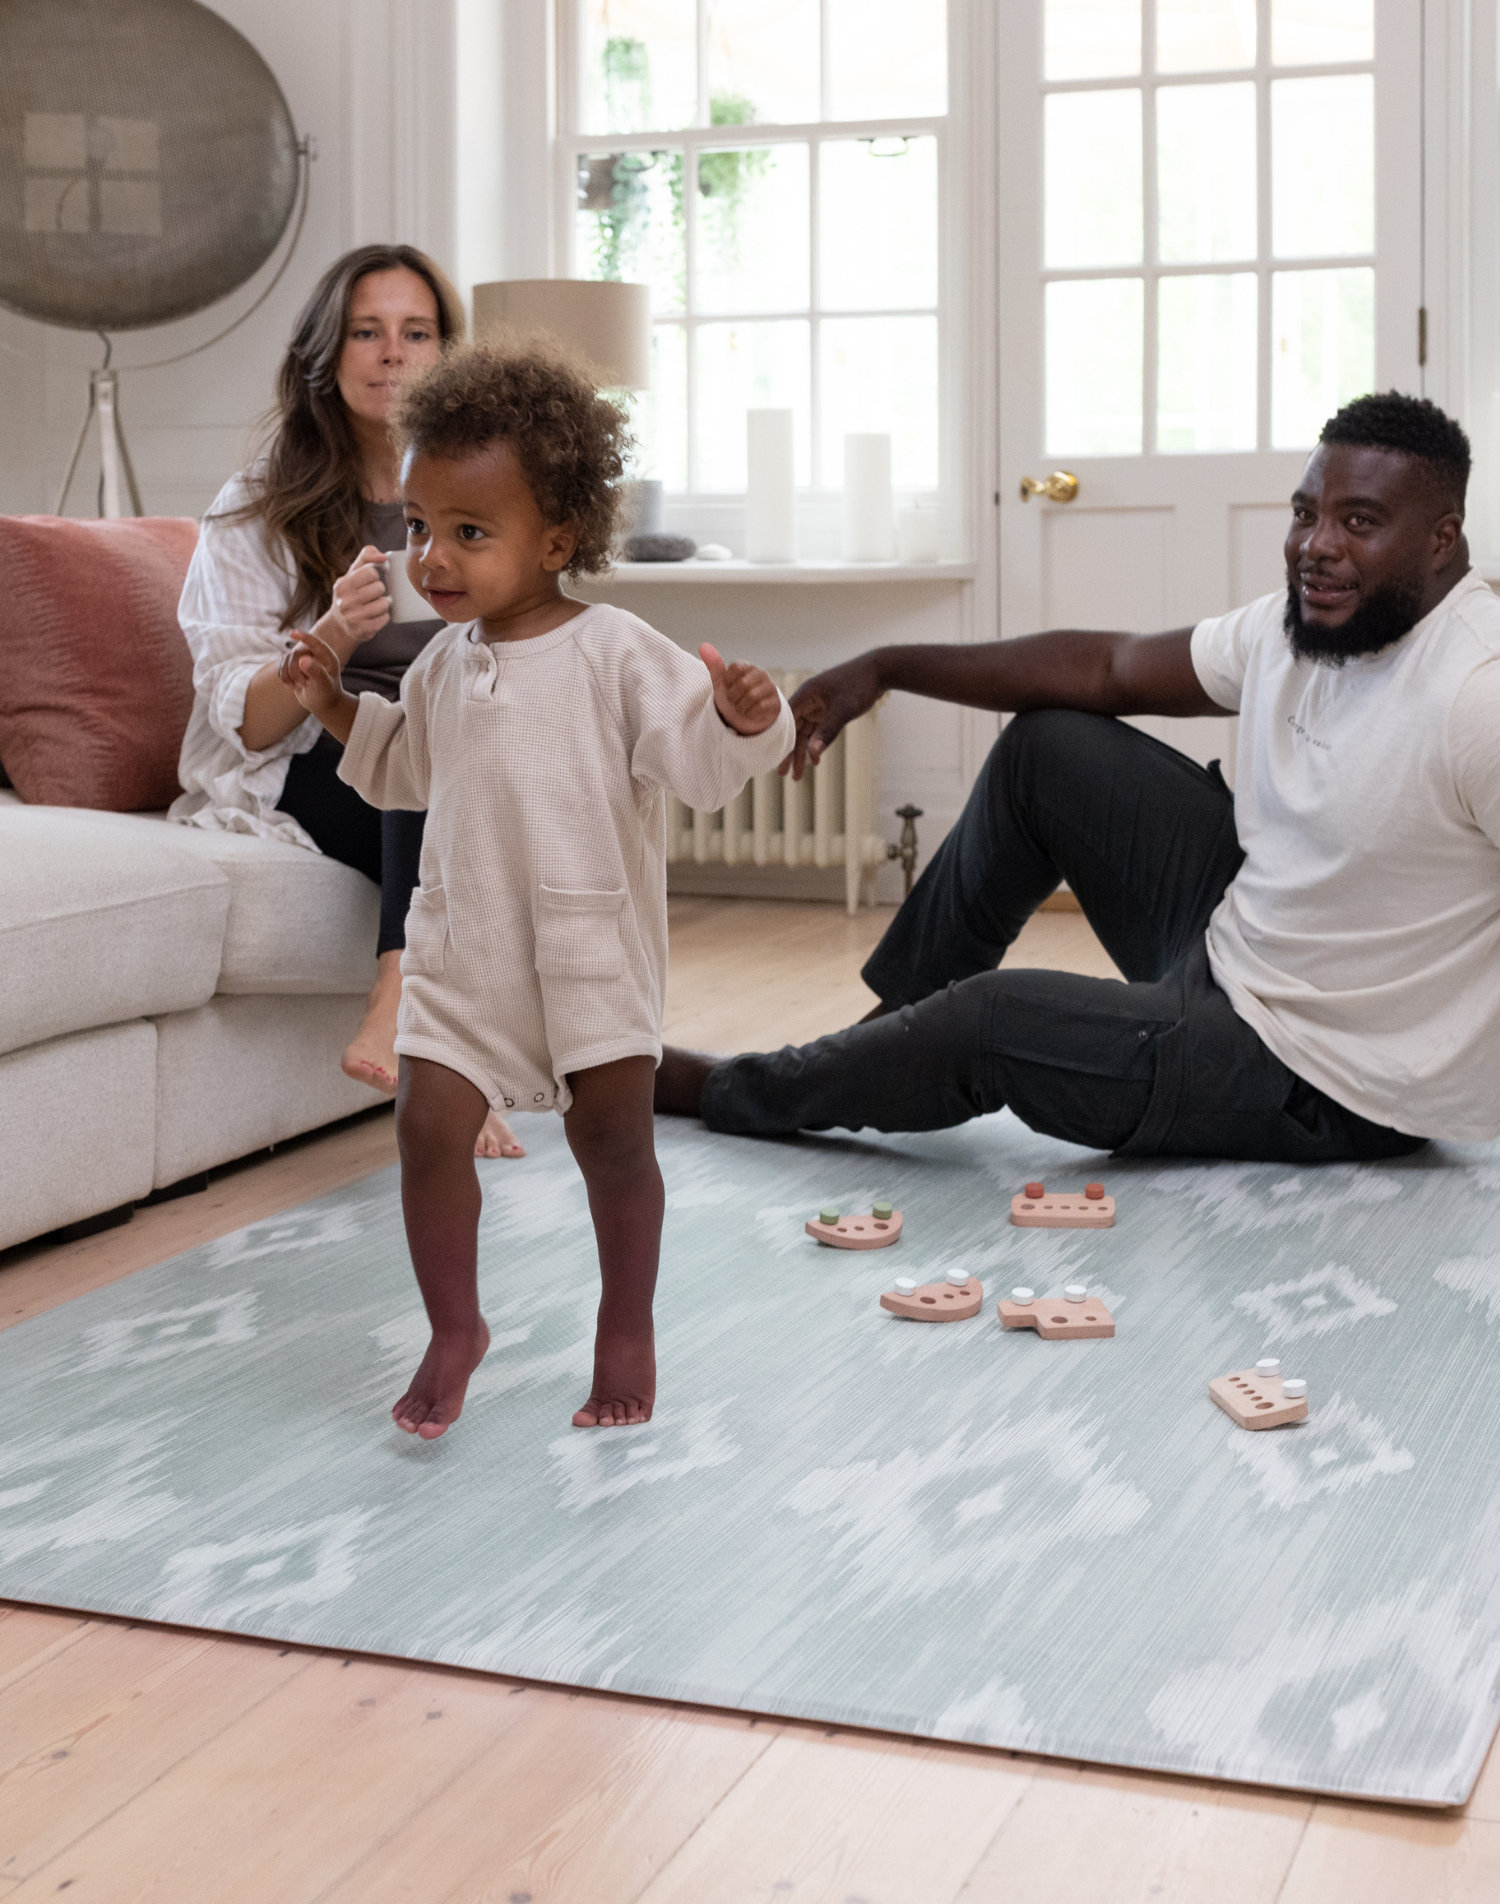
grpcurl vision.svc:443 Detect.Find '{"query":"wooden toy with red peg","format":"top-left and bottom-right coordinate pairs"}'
top-left (1010, 1179), bottom-right (1115, 1229)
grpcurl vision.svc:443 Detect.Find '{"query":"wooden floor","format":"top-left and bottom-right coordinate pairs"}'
top-left (2, 898), bottom-right (1496, 1902)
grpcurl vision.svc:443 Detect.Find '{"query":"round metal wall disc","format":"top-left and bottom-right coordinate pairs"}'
top-left (0, 0), bottom-right (298, 331)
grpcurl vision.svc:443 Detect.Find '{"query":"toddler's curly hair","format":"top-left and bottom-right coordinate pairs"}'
top-left (392, 334), bottom-right (632, 575)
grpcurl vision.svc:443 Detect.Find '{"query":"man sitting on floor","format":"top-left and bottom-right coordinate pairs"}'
top-left (656, 392), bottom-right (1500, 1164)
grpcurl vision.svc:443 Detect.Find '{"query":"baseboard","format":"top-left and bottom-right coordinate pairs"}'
top-left (1038, 889), bottom-right (1082, 912)
top-left (667, 862), bottom-right (879, 905)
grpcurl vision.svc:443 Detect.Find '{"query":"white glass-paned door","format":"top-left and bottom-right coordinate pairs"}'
top-left (1041, 0), bottom-right (1378, 457)
top-left (999, 0), bottom-right (1422, 777)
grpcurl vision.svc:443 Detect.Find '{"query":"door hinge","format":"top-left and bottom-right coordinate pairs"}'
top-left (1418, 306), bottom-right (1428, 367)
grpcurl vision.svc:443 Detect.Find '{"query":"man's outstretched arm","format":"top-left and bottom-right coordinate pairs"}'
top-left (783, 627), bottom-right (1220, 777)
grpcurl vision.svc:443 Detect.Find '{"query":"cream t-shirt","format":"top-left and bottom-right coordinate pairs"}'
top-left (1191, 569), bottom-right (1500, 1141)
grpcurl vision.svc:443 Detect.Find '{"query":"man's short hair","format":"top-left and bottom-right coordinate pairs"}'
top-left (1319, 391), bottom-right (1471, 514)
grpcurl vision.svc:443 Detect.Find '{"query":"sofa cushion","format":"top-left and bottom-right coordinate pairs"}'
top-left (0, 513), bottom-right (198, 811)
top-left (153, 993), bottom-right (377, 1188)
top-left (0, 804), bottom-right (227, 1058)
top-left (0, 1021), bottom-right (157, 1250)
top-left (141, 817), bottom-right (380, 995)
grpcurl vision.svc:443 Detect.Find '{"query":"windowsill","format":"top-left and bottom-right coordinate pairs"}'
top-left (574, 558), bottom-right (976, 585)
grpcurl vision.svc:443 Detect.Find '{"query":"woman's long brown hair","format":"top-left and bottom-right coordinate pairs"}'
top-left (233, 244), bottom-right (465, 630)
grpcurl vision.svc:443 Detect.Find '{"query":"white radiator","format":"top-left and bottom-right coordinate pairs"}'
top-left (665, 670), bottom-right (885, 914)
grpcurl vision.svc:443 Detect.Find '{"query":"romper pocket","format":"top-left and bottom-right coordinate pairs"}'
top-left (402, 882), bottom-right (450, 976)
top-left (534, 885), bottom-right (626, 980)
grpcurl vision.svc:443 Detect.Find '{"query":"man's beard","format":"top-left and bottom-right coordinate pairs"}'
top-left (1283, 575), bottom-right (1425, 666)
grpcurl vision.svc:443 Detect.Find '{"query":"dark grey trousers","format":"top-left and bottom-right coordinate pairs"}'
top-left (701, 711), bottom-right (1424, 1163)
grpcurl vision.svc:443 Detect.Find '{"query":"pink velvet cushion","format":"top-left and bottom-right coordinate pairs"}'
top-left (0, 514), bottom-right (200, 810)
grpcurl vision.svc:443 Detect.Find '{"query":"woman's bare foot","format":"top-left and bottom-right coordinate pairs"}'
top-left (573, 1329), bottom-right (655, 1427)
top-left (653, 1046), bottom-right (718, 1117)
top-left (392, 1319), bottom-right (491, 1439)
top-left (474, 1110), bottom-right (525, 1159)
top-left (342, 949), bottom-right (403, 1095)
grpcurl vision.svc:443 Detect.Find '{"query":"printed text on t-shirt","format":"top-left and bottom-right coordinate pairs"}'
top-left (1286, 714), bottom-right (1331, 752)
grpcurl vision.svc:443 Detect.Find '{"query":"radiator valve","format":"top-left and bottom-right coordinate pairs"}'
top-left (887, 804), bottom-right (923, 896)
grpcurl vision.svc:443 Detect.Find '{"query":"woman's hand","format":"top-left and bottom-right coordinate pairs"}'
top-left (315, 544), bottom-right (392, 657)
top-left (780, 654), bottom-right (884, 779)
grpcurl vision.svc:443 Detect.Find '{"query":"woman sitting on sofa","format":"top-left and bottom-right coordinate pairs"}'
top-left (170, 242), bottom-right (522, 1159)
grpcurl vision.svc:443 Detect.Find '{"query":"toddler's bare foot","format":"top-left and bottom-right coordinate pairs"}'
top-left (474, 1110), bottom-right (525, 1159)
top-left (573, 1330), bottom-right (656, 1428)
top-left (392, 1320), bottom-right (490, 1439)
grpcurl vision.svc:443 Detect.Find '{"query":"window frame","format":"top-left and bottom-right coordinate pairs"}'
top-left (553, 1), bottom-right (952, 504)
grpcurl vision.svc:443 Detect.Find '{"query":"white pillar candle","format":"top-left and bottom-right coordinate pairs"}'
top-left (896, 505), bottom-right (939, 563)
top-left (745, 409), bottom-right (796, 562)
top-left (843, 433), bottom-right (895, 561)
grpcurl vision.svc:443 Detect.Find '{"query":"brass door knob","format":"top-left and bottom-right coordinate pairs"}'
top-left (1019, 470), bottom-right (1079, 503)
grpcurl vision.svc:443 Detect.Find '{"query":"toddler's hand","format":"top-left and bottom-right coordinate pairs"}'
top-left (278, 630), bottom-right (345, 719)
top-left (700, 643), bottom-right (782, 736)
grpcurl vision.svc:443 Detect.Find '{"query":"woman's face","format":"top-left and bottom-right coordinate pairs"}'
top-left (335, 267), bottom-right (443, 427)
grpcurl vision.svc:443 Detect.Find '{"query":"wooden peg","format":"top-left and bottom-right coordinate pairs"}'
top-left (806, 1208), bottom-right (904, 1250)
top-left (881, 1275), bottom-right (982, 1321)
top-left (997, 1292), bottom-right (1115, 1339)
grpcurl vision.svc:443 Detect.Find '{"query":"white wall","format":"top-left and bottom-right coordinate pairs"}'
top-left (0, 0), bottom-right (458, 522)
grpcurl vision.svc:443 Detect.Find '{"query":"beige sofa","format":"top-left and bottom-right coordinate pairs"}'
top-left (0, 791), bottom-right (386, 1252)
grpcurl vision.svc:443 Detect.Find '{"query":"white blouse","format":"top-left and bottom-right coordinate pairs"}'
top-left (169, 471), bottom-right (323, 848)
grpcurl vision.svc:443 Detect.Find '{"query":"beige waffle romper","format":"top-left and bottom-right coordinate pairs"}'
top-left (337, 602), bottom-right (796, 1115)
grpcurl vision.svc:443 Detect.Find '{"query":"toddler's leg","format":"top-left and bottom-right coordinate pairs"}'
top-left (564, 1055), bottom-right (662, 1427)
top-left (392, 1055), bottom-right (493, 1438)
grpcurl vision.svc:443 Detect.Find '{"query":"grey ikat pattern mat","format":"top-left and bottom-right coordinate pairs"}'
top-left (4, 1111), bottom-right (1500, 1806)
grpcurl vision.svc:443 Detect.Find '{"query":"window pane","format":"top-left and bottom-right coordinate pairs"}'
top-left (1157, 273), bottom-right (1257, 450)
top-left (820, 137), bottom-right (938, 310)
top-left (820, 315), bottom-right (938, 489)
top-left (581, 1), bottom-right (697, 133)
top-left (1271, 267), bottom-right (1374, 447)
top-left (694, 320), bottom-right (811, 488)
top-left (1158, 83), bottom-right (1256, 263)
top-left (695, 143), bottom-right (809, 313)
top-left (707, 0), bottom-right (820, 128)
top-left (638, 324), bottom-right (687, 488)
top-left (576, 151), bottom-right (686, 313)
top-left (1044, 0), bottom-right (1140, 80)
top-left (1157, 0), bottom-right (1256, 71)
top-left (826, 0), bottom-right (946, 119)
top-left (1271, 0), bottom-right (1373, 66)
top-left (1046, 277), bottom-right (1143, 454)
top-left (1272, 75), bottom-right (1374, 258)
top-left (1045, 90), bottom-right (1142, 268)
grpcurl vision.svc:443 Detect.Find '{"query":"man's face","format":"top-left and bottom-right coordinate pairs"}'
top-left (1283, 443), bottom-right (1463, 665)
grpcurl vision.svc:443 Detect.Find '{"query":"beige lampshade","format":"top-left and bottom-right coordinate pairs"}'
top-left (471, 279), bottom-right (652, 390)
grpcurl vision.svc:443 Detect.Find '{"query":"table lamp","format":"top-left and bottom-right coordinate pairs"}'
top-left (470, 279), bottom-right (652, 392)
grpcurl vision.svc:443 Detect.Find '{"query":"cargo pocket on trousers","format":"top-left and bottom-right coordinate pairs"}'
top-left (402, 883), bottom-right (450, 977)
top-left (535, 885), bottom-right (627, 979)
top-left (534, 885), bottom-right (628, 1063)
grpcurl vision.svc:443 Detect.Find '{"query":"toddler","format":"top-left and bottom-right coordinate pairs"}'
top-left (282, 339), bottom-right (793, 1434)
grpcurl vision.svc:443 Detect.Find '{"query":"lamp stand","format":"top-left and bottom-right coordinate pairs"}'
top-left (55, 367), bottom-right (143, 518)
